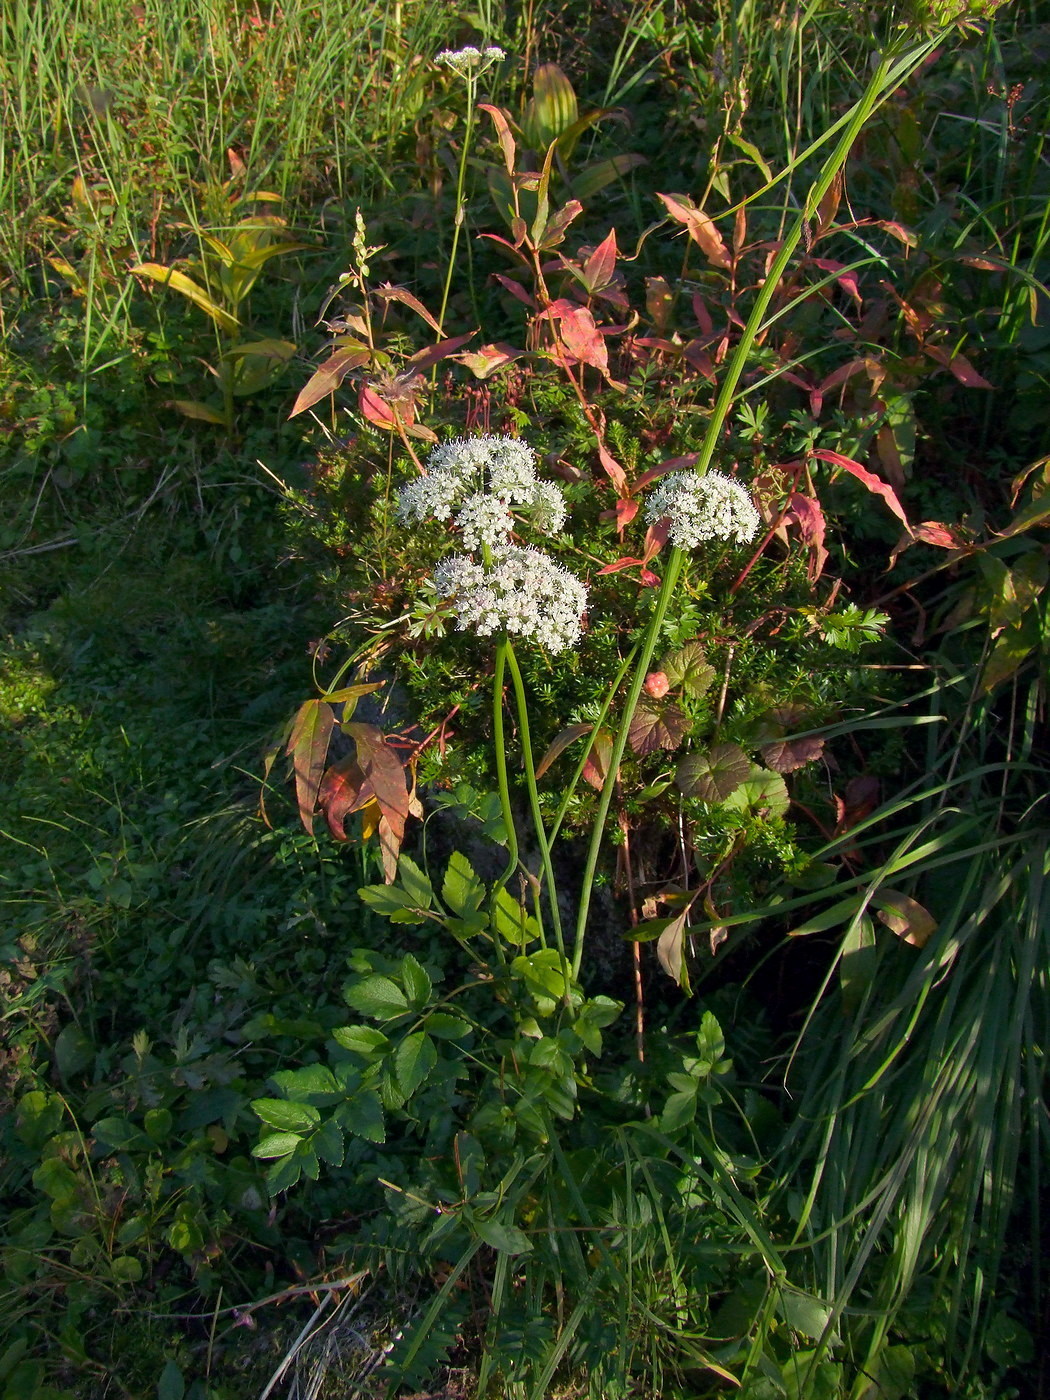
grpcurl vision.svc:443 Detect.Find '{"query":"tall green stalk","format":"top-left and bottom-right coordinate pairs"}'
top-left (570, 30), bottom-right (947, 981)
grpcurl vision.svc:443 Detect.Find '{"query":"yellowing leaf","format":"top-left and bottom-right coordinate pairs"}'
top-left (129, 263), bottom-right (240, 333)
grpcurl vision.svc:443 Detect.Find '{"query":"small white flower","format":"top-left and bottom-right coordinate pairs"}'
top-left (526, 480), bottom-right (567, 535)
top-left (397, 434), bottom-right (568, 542)
top-left (432, 546), bottom-right (587, 653)
top-left (644, 469), bottom-right (760, 549)
top-left (435, 45), bottom-right (505, 78)
top-left (455, 492), bottom-right (514, 552)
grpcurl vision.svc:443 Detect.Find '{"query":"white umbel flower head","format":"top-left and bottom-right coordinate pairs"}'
top-left (454, 492), bottom-right (514, 553)
top-left (397, 434), bottom-right (569, 544)
top-left (435, 45), bottom-right (505, 78)
top-left (433, 546), bottom-right (587, 653)
top-left (644, 469), bottom-right (760, 549)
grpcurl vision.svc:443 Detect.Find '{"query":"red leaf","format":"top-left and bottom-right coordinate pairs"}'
top-left (345, 722), bottom-right (412, 881)
top-left (924, 345), bottom-right (994, 389)
top-left (583, 229), bottom-right (618, 294)
top-left (285, 699), bottom-right (336, 835)
top-left (786, 492), bottom-right (829, 581)
top-left (691, 291), bottom-right (714, 335)
top-left (406, 333), bottom-right (476, 373)
top-left (809, 256), bottom-right (862, 306)
top-left (811, 448), bottom-right (910, 528)
top-left (657, 193), bottom-right (731, 270)
top-left (492, 273), bottom-right (536, 307)
top-left (318, 757), bottom-right (369, 842)
top-left (914, 520), bottom-right (966, 549)
top-left (582, 729), bottom-right (613, 790)
top-left (598, 496), bottom-right (639, 534)
top-left (628, 701), bottom-right (690, 756)
top-left (359, 383), bottom-right (398, 429)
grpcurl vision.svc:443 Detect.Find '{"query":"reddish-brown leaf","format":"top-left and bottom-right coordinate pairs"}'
top-left (761, 733), bottom-right (825, 773)
top-left (657, 193), bottom-right (731, 270)
top-left (359, 383), bottom-right (398, 429)
top-left (318, 757), bottom-right (369, 842)
top-left (373, 283), bottom-right (442, 333)
top-left (478, 102), bottom-right (516, 175)
top-left (285, 699), bottom-right (336, 835)
top-left (786, 492), bottom-right (829, 581)
top-left (583, 229), bottom-right (619, 296)
top-left (535, 723), bottom-right (592, 780)
top-left (582, 729), bottom-right (613, 790)
top-left (407, 333), bottom-right (476, 373)
top-left (598, 496), bottom-right (639, 534)
top-left (628, 701), bottom-right (690, 756)
top-left (811, 448), bottom-right (910, 528)
top-left (288, 345), bottom-right (370, 418)
top-left (924, 345), bottom-right (994, 389)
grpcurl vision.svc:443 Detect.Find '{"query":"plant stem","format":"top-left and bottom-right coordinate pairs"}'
top-left (437, 75), bottom-right (477, 336)
top-left (492, 637), bottom-right (519, 899)
top-left (505, 640), bottom-right (567, 966)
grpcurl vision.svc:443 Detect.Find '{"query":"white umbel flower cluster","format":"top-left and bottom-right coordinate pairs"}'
top-left (433, 547), bottom-right (587, 654)
top-left (397, 435), bottom-right (567, 545)
top-left (401, 434), bottom-right (587, 651)
top-left (435, 45), bottom-right (505, 78)
top-left (644, 469), bottom-right (760, 549)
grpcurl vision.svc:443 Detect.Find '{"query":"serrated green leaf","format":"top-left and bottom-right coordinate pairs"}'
top-left (311, 1117), bottom-right (344, 1165)
top-left (395, 1031), bottom-right (437, 1098)
top-left (345, 975), bottom-right (410, 1020)
top-left (441, 850), bottom-right (486, 916)
top-left (396, 855), bottom-right (434, 908)
top-left (251, 1098), bottom-right (320, 1133)
top-left (400, 953), bottom-right (432, 1009)
top-left (270, 1064), bottom-right (339, 1099)
top-left (266, 1154), bottom-right (303, 1191)
top-left (661, 641), bottom-right (716, 698)
top-left (425, 1013), bottom-right (471, 1040)
top-left (339, 1088), bottom-right (386, 1143)
top-left (676, 743), bottom-right (751, 801)
top-left (331, 1025), bottom-right (391, 1057)
top-left (252, 1131), bottom-right (302, 1159)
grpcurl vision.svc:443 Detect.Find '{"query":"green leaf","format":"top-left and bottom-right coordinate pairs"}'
top-left (252, 1131), bottom-right (303, 1159)
top-left (397, 855), bottom-right (434, 908)
top-left (493, 886), bottom-right (542, 947)
top-left (157, 1359), bottom-right (186, 1400)
top-left (474, 1217), bottom-right (533, 1255)
top-left (91, 1116), bottom-right (152, 1152)
top-left (400, 953), bottom-right (432, 1009)
top-left (395, 1032), bottom-right (437, 1098)
top-left (110, 1255), bottom-right (143, 1284)
top-left (266, 1154), bottom-right (302, 1192)
top-left (143, 1108), bottom-right (173, 1142)
top-left (661, 641), bottom-right (716, 698)
top-left (331, 1025), bottom-right (392, 1057)
top-left (359, 883), bottom-right (431, 924)
top-left (251, 1099), bottom-right (321, 1133)
top-left (311, 1117), bottom-right (344, 1166)
top-left (270, 1064), bottom-right (339, 1100)
top-left (338, 1088), bottom-right (386, 1143)
top-left (425, 1013), bottom-right (471, 1040)
top-left (777, 1289), bottom-right (838, 1344)
top-left (722, 766), bottom-right (789, 817)
top-left (659, 1088), bottom-right (698, 1133)
top-left (676, 743), bottom-right (750, 802)
top-left (441, 851), bottom-right (486, 916)
top-left (54, 1024), bottom-right (94, 1078)
top-left (345, 975), bottom-right (411, 1020)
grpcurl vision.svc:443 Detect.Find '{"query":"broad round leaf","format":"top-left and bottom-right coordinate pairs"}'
top-left (676, 743), bottom-right (750, 802)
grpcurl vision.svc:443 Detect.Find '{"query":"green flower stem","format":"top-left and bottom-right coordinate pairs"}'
top-left (548, 644), bottom-right (639, 847)
top-left (571, 37), bottom-right (938, 981)
top-left (490, 638), bottom-right (517, 963)
top-left (436, 76), bottom-right (477, 337)
top-left (572, 550), bottom-right (684, 979)
top-left (505, 641), bottom-right (567, 967)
